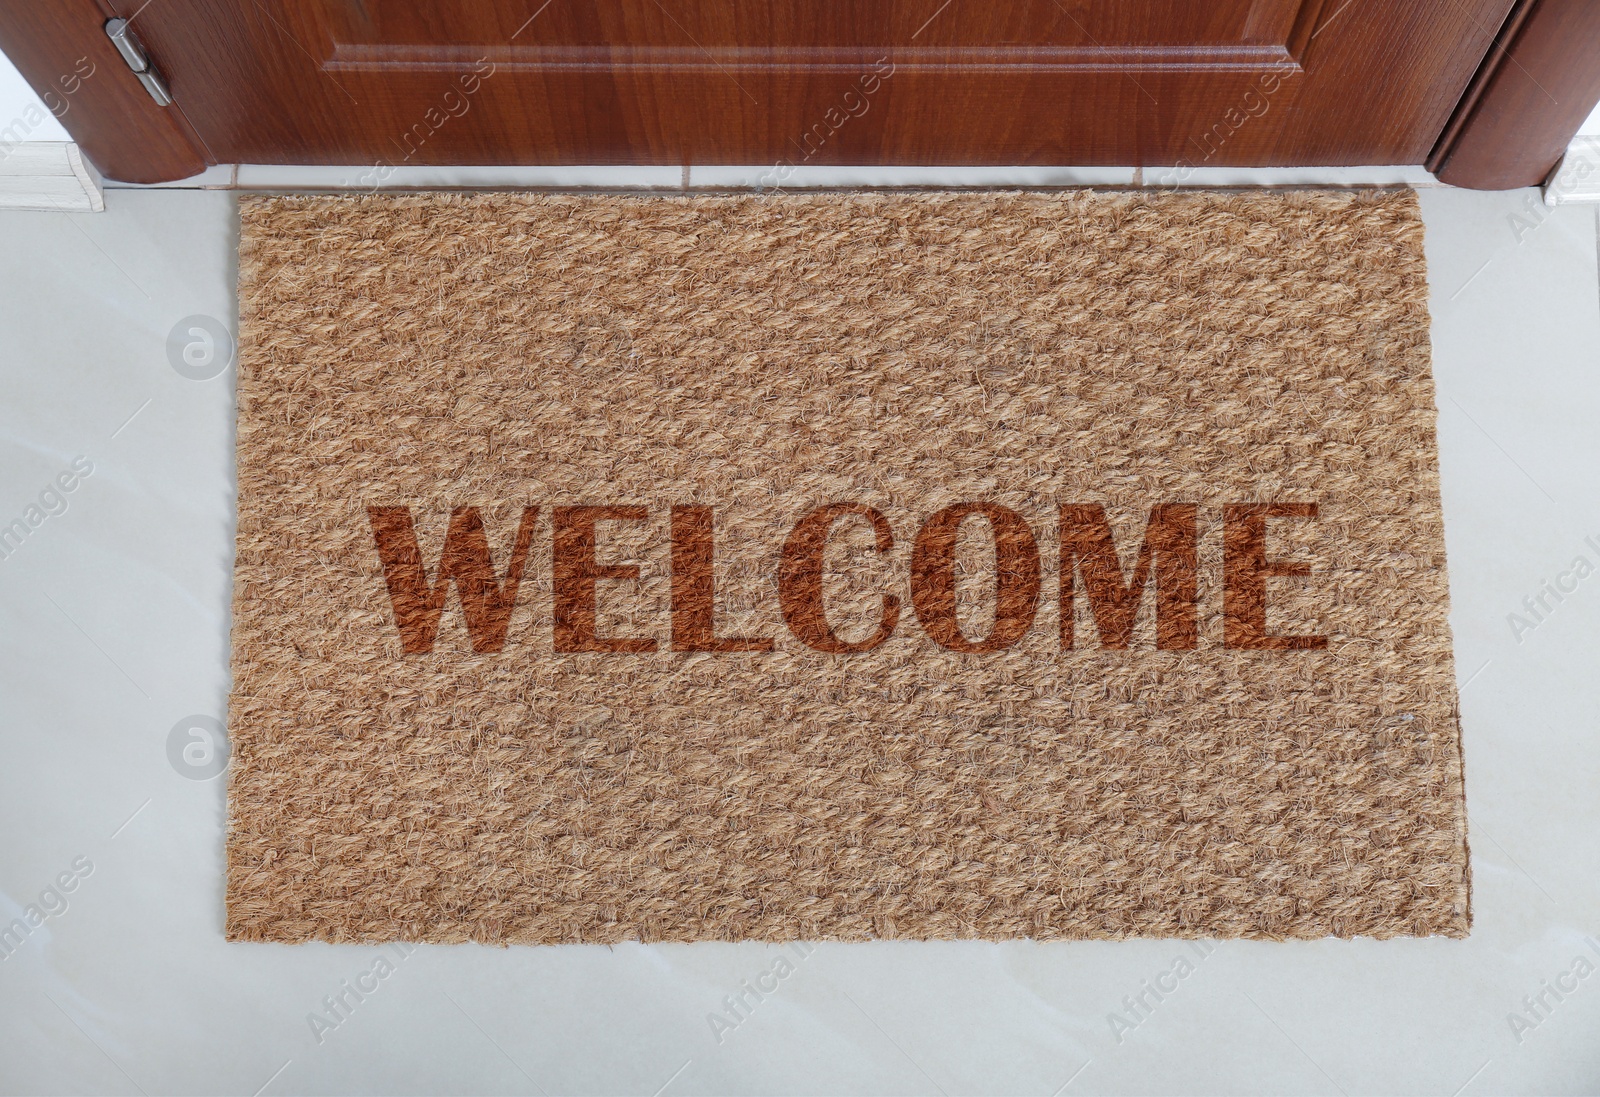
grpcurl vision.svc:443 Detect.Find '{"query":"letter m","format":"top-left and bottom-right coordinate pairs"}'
top-left (367, 506), bottom-right (538, 653)
top-left (1060, 504), bottom-right (1197, 649)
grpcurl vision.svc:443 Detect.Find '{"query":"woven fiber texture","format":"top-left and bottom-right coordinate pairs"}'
top-left (229, 190), bottom-right (1468, 943)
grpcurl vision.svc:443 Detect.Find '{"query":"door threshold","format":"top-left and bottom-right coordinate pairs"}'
top-left (101, 163), bottom-right (1446, 192)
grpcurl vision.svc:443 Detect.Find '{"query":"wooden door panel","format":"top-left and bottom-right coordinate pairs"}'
top-left (320, 1), bottom-right (1318, 56)
top-left (124, 0), bottom-right (1509, 171)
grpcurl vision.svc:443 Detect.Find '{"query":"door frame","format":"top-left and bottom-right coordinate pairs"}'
top-left (2, 0), bottom-right (1596, 188)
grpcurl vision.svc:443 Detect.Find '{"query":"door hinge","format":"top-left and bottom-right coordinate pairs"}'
top-left (104, 17), bottom-right (173, 106)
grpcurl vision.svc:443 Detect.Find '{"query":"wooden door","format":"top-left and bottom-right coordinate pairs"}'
top-left (0, 0), bottom-right (1589, 187)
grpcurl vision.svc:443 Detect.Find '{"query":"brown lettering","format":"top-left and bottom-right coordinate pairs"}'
top-left (552, 505), bottom-right (658, 652)
top-left (778, 503), bottom-right (899, 653)
top-left (1060, 504), bottom-right (1197, 649)
top-left (670, 505), bottom-right (773, 652)
top-left (367, 498), bottom-right (1325, 657)
top-left (367, 505), bottom-right (538, 654)
top-left (911, 503), bottom-right (1041, 653)
top-left (1223, 502), bottom-right (1327, 650)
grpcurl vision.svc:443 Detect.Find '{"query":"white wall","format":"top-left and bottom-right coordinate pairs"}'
top-left (1578, 101), bottom-right (1600, 137)
top-left (0, 50), bottom-right (72, 143)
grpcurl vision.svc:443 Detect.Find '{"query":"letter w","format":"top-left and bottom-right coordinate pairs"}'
top-left (367, 506), bottom-right (538, 653)
top-left (1060, 504), bottom-right (1197, 649)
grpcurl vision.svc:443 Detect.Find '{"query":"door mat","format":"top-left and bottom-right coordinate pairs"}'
top-left (228, 189), bottom-right (1469, 944)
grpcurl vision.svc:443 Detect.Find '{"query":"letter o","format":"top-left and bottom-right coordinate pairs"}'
top-left (911, 503), bottom-right (1040, 652)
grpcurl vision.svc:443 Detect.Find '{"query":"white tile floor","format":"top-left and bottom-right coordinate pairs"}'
top-left (0, 182), bottom-right (1597, 1096)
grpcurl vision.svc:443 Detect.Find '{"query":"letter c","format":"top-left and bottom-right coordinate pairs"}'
top-left (779, 503), bottom-right (899, 652)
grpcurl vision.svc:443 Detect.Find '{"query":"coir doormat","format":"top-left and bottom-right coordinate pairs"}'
top-left (228, 189), bottom-right (1468, 943)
